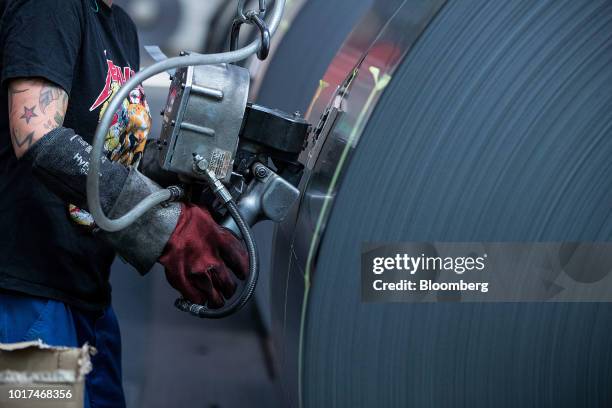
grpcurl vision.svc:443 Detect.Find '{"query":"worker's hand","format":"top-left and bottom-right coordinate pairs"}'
top-left (159, 203), bottom-right (249, 308)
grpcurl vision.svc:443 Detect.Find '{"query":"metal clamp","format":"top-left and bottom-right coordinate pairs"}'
top-left (221, 163), bottom-right (300, 237)
top-left (231, 0), bottom-right (271, 60)
top-left (236, 0), bottom-right (267, 21)
top-left (161, 185), bottom-right (185, 207)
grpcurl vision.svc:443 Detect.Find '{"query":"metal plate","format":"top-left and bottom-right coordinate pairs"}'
top-left (159, 63), bottom-right (250, 182)
top-left (272, 0), bottom-right (612, 406)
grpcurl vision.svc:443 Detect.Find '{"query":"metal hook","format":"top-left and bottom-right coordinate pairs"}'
top-left (230, 19), bottom-right (245, 51)
top-left (230, 11), bottom-right (271, 60)
top-left (249, 13), bottom-right (271, 60)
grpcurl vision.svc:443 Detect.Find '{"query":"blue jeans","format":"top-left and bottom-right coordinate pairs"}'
top-left (0, 291), bottom-right (126, 408)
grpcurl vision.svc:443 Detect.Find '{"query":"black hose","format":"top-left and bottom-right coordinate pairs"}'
top-left (174, 200), bottom-right (259, 319)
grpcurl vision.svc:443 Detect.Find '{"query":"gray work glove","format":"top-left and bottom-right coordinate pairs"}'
top-left (24, 127), bottom-right (179, 273)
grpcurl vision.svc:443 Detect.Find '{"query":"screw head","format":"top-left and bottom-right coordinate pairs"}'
top-left (254, 164), bottom-right (269, 179)
top-left (195, 161), bottom-right (208, 173)
top-left (193, 155), bottom-right (208, 173)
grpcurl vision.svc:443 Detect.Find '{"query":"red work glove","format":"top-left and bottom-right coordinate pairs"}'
top-left (159, 203), bottom-right (249, 309)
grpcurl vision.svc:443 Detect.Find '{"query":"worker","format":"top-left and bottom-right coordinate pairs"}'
top-left (0, 1), bottom-right (248, 407)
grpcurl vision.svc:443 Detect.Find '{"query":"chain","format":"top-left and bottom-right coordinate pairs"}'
top-left (231, 0), bottom-right (271, 60)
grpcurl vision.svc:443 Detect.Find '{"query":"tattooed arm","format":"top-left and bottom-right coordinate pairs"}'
top-left (7, 78), bottom-right (69, 158)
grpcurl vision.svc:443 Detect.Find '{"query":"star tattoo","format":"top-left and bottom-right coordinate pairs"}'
top-left (20, 106), bottom-right (38, 124)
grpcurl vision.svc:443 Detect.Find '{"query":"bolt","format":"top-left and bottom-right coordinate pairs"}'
top-left (193, 155), bottom-right (208, 174)
top-left (294, 111), bottom-right (302, 118)
top-left (254, 164), bottom-right (269, 179)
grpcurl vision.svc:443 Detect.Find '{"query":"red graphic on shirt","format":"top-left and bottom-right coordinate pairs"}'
top-left (89, 60), bottom-right (135, 111)
top-left (70, 56), bottom-right (151, 228)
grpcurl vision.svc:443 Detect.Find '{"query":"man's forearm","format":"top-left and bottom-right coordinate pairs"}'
top-left (8, 79), bottom-right (69, 158)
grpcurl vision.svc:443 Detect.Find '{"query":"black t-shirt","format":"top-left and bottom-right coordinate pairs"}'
top-left (0, 0), bottom-right (151, 310)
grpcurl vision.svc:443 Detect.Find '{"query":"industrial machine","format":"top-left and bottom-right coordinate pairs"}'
top-left (87, 0), bottom-right (308, 318)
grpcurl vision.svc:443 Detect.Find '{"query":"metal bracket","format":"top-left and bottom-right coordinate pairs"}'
top-left (158, 63), bottom-right (250, 183)
top-left (222, 163), bottom-right (300, 236)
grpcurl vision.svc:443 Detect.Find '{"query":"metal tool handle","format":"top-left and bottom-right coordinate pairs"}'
top-left (222, 163), bottom-right (300, 237)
